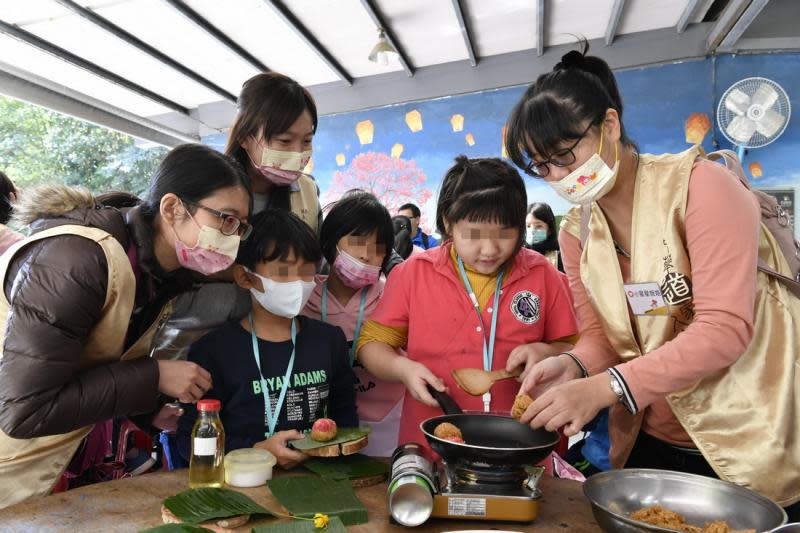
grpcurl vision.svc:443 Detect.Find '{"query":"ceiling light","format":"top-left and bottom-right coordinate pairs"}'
top-left (368, 29), bottom-right (399, 66)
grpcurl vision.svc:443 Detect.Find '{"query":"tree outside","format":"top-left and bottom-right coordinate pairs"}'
top-left (0, 95), bottom-right (167, 197)
top-left (322, 151), bottom-right (434, 231)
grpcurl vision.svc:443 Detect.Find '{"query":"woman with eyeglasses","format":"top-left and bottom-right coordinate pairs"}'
top-left (225, 72), bottom-right (321, 232)
top-left (505, 43), bottom-right (800, 515)
top-left (0, 144), bottom-right (252, 508)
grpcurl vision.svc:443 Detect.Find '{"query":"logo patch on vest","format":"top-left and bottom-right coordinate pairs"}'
top-left (511, 291), bottom-right (540, 324)
top-left (660, 272), bottom-right (693, 305)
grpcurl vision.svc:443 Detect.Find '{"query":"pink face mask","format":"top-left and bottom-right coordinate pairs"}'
top-left (248, 145), bottom-right (312, 187)
top-left (172, 211), bottom-right (240, 276)
top-left (332, 248), bottom-right (381, 289)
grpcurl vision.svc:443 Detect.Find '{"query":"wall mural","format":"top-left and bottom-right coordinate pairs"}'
top-left (203, 52), bottom-right (799, 236)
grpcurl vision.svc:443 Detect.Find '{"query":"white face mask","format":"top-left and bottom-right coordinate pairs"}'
top-left (548, 127), bottom-right (619, 205)
top-left (247, 269), bottom-right (316, 318)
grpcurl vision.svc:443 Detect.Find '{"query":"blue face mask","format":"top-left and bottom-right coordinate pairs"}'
top-left (526, 228), bottom-right (548, 246)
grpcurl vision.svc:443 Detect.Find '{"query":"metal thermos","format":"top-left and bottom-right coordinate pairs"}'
top-left (388, 443), bottom-right (435, 527)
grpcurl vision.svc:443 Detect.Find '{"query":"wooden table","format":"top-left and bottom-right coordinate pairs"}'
top-left (0, 469), bottom-right (600, 532)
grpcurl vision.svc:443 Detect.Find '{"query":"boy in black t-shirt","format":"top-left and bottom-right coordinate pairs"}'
top-left (177, 209), bottom-right (358, 469)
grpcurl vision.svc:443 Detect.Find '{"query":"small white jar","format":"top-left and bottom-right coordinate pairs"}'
top-left (224, 448), bottom-right (277, 488)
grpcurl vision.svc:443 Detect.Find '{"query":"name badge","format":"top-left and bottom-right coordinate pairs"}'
top-left (623, 282), bottom-right (669, 316)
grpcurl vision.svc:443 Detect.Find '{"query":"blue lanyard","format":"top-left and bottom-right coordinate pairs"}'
top-left (456, 257), bottom-right (504, 412)
top-left (321, 281), bottom-right (368, 365)
top-left (249, 312), bottom-right (296, 438)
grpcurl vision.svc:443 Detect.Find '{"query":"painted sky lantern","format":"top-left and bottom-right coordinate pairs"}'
top-left (405, 110), bottom-right (423, 133)
top-left (465, 133), bottom-right (475, 146)
top-left (356, 119), bottom-right (374, 145)
top-left (451, 114), bottom-right (464, 132)
top-left (336, 153), bottom-right (346, 166)
top-left (501, 126), bottom-right (508, 158)
top-left (391, 143), bottom-right (404, 159)
top-left (684, 112), bottom-right (712, 145)
top-left (749, 161), bottom-right (763, 178)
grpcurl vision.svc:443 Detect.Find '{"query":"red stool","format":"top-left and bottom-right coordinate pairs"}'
top-left (113, 419), bottom-right (153, 479)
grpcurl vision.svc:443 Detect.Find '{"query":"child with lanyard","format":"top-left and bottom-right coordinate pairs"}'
top-left (357, 156), bottom-right (578, 448)
top-left (302, 191), bottom-right (406, 457)
top-left (177, 209), bottom-right (357, 469)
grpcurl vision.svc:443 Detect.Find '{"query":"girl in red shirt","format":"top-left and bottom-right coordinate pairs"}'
top-left (357, 156), bottom-right (578, 446)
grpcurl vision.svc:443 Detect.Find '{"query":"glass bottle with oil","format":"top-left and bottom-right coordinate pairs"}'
top-left (189, 399), bottom-right (225, 488)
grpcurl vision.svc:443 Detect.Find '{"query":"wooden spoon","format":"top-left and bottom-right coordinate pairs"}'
top-left (452, 367), bottom-right (522, 396)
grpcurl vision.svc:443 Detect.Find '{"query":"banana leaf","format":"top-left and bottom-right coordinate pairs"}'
top-left (139, 525), bottom-right (215, 533)
top-left (163, 487), bottom-right (274, 525)
top-left (251, 516), bottom-right (347, 533)
top-left (289, 426), bottom-right (371, 452)
top-left (267, 476), bottom-right (368, 526)
top-left (303, 454), bottom-right (389, 481)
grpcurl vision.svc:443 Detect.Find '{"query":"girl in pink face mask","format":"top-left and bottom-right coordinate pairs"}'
top-left (224, 72), bottom-right (322, 233)
top-left (301, 191), bottom-right (405, 457)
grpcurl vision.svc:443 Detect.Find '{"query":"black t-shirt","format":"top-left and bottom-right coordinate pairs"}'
top-left (177, 316), bottom-right (358, 460)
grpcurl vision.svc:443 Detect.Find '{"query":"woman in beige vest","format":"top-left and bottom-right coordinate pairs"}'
top-left (225, 72), bottom-right (321, 232)
top-left (0, 144), bottom-right (252, 508)
top-left (505, 45), bottom-right (799, 517)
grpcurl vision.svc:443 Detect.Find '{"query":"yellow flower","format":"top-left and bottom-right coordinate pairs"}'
top-left (313, 513), bottom-right (329, 529)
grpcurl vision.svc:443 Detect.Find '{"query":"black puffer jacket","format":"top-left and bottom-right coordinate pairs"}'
top-left (0, 186), bottom-right (192, 438)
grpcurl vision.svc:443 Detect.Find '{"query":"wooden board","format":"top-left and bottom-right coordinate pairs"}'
top-left (0, 467), bottom-right (600, 532)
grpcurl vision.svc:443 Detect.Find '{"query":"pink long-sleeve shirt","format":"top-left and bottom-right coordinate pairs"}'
top-left (561, 159), bottom-right (760, 447)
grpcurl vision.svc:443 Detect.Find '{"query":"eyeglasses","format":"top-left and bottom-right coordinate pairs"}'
top-left (524, 122), bottom-right (595, 178)
top-left (183, 200), bottom-right (252, 240)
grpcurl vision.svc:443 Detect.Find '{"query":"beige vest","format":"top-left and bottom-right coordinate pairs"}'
top-left (290, 175), bottom-right (320, 232)
top-left (562, 147), bottom-right (800, 505)
top-left (0, 225), bottom-right (136, 508)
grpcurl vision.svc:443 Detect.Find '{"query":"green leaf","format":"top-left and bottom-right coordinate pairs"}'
top-left (267, 476), bottom-right (368, 526)
top-left (303, 454), bottom-right (389, 481)
top-left (163, 488), bottom-right (274, 525)
top-left (139, 525), bottom-right (216, 533)
top-left (289, 426), bottom-right (371, 452)
top-left (251, 516), bottom-right (347, 533)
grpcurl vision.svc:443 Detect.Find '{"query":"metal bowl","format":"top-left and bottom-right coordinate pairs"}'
top-left (769, 525), bottom-right (800, 532)
top-left (583, 469), bottom-right (787, 532)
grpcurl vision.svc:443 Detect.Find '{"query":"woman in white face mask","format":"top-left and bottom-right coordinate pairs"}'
top-left (505, 42), bottom-right (800, 517)
top-left (225, 72), bottom-right (321, 233)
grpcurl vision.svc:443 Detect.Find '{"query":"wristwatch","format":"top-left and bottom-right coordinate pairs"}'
top-left (607, 369), bottom-right (625, 403)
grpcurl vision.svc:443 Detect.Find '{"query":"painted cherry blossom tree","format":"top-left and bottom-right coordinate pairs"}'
top-left (322, 151), bottom-right (434, 231)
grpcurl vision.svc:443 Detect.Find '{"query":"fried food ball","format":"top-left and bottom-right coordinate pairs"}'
top-left (433, 422), bottom-right (462, 441)
top-left (511, 393), bottom-right (533, 420)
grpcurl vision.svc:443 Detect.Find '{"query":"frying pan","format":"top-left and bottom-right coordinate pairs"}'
top-left (420, 385), bottom-right (559, 468)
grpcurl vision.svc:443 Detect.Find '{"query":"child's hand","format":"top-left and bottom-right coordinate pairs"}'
top-left (254, 430), bottom-right (308, 469)
top-left (506, 342), bottom-right (564, 381)
top-left (397, 358), bottom-right (445, 408)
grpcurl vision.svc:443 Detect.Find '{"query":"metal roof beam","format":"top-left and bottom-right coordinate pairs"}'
top-left (0, 61), bottom-right (199, 147)
top-left (164, 0), bottom-right (269, 73)
top-left (262, 0), bottom-right (352, 85)
top-left (0, 19), bottom-right (190, 116)
top-left (605, 0), bottom-right (626, 45)
top-left (53, 0), bottom-right (236, 103)
top-left (451, 0), bottom-right (477, 67)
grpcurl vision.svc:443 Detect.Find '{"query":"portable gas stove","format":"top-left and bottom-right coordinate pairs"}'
top-left (430, 460), bottom-right (543, 522)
